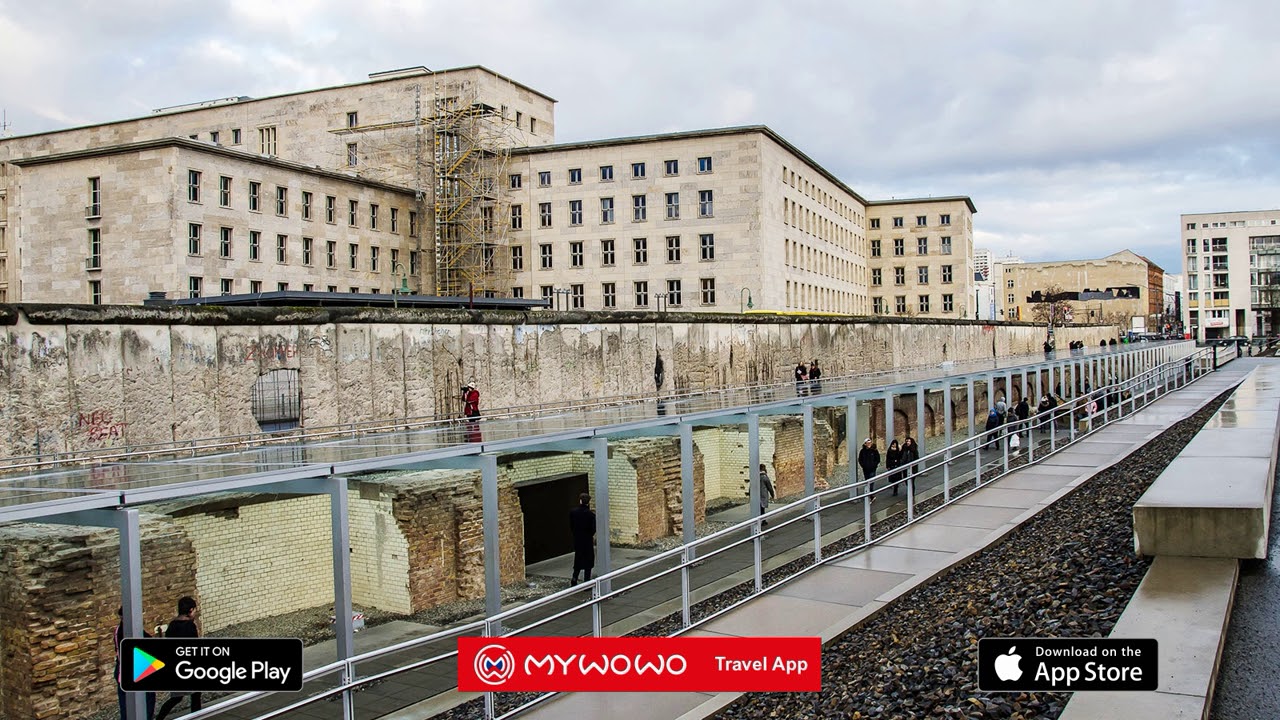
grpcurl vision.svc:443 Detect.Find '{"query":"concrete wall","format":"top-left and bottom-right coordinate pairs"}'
top-left (0, 305), bottom-right (1118, 461)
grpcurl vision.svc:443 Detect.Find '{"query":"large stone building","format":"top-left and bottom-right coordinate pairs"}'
top-left (0, 66), bottom-right (976, 316)
top-left (1004, 250), bottom-right (1164, 331)
top-left (1180, 209), bottom-right (1280, 340)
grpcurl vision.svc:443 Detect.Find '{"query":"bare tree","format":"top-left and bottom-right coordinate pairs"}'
top-left (1029, 285), bottom-right (1072, 327)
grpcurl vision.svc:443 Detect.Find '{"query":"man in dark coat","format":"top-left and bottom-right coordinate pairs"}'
top-left (857, 438), bottom-right (880, 491)
top-left (155, 596), bottom-right (201, 720)
top-left (569, 493), bottom-right (596, 586)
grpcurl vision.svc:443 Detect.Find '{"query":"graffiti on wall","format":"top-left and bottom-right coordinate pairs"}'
top-left (74, 409), bottom-right (128, 442)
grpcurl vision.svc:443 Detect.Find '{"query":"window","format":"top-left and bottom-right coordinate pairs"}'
top-left (512, 287), bottom-right (524, 299)
top-left (634, 281), bottom-right (649, 307)
top-left (540, 243), bottom-right (553, 269)
top-left (940, 214), bottom-right (951, 225)
top-left (666, 279), bottom-right (682, 306)
top-left (349, 243), bottom-right (358, 270)
top-left (189, 276), bottom-right (203, 299)
top-left (510, 205), bottom-right (523, 230)
top-left (701, 278), bottom-right (716, 304)
top-left (918, 266), bottom-right (929, 284)
top-left (324, 241), bottom-right (335, 267)
top-left (511, 245), bottom-right (524, 270)
top-left (697, 156), bottom-right (712, 173)
top-left (664, 159), bottom-right (679, 175)
top-left (303, 237), bottom-right (313, 265)
top-left (570, 241), bottom-right (584, 268)
top-left (666, 235), bottom-right (681, 262)
top-left (538, 171), bottom-right (551, 187)
top-left (602, 282), bottom-right (617, 308)
top-left (409, 211), bottom-right (418, 236)
top-left (345, 200), bottom-right (358, 227)
top-left (894, 267), bottom-right (905, 285)
top-left (248, 182), bottom-right (260, 211)
top-left (940, 236), bottom-right (952, 255)
top-left (698, 190), bottom-right (713, 217)
top-left (665, 192), bottom-right (680, 219)
top-left (259, 126), bottom-right (277, 155)
top-left (632, 162), bottom-right (646, 178)
top-left (917, 237), bottom-right (928, 255)
top-left (872, 297), bottom-right (884, 313)
top-left (699, 233), bottom-right (715, 261)
top-left (633, 194), bottom-right (647, 221)
top-left (601, 197), bottom-right (615, 223)
top-left (941, 264), bottom-right (953, 283)
top-left (370, 245), bottom-right (380, 272)
top-left (892, 216), bottom-right (904, 228)
top-left (916, 215), bottom-right (927, 227)
top-left (633, 237), bottom-right (648, 264)
top-left (918, 294), bottom-right (931, 313)
top-left (569, 200), bottom-right (583, 226)
top-left (388, 207), bottom-right (398, 233)
top-left (325, 196), bottom-right (336, 223)
top-left (213, 176), bottom-right (229, 208)
top-left (272, 282), bottom-right (286, 293)
top-left (895, 295), bottom-right (906, 313)
top-left (346, 142), bottom-right (358, 167)
top-left (300, 191), bottom-right (312, 220)
top-left (893, 238), bottom-right (905, 256)
top-left (231, 128), bottom-right (242, 145)
top-left (249, 231), bottom-right (261, 261)
top-left (275, 186), bottom-right (287, 216)
top-left (188, 223), bottom-right (202, 255)
top-left (599, 165), bottom-right (614, 181)
top-left (220, 278), bottom-right (233, 295)
top-left (1006, 279), bottom-right (1014, 289)
top-left (870, 239), bottom-right (881, 257)
top-left (870, 218), bottom-right (880, 229)
top-left (350, 287), bottom-right (360, 294)
top-left (942, 294), bottom-right (954, 312)
top-left (1187, 222), bottom-right (1197, 230)
top-left (250, 280), bottom-right (263, 294)
top-left (410, 250), bottom-right (419, 275)
top-left (220, 227), bottom-right (232, 258)
top-left (370, 204), bottom-right (379, 230)
top-left (390, 248), bottom-right (399, 270)
top-left (570, 284), bottom-right (585, 309)
top-left (510, 174), bottom-right (522, 189)
top-left (187, 170), bottom-right (201, 202)
top-left (1007, 293), bottom-right (1016, 305)
top-left (569, 168), bottom-right (582, 184)
top-left (87, 228), bottom-right (102, 269)
top-left (539, 202), bottom-right (552, 228)
top-left (871, 268), bottom-right (882, 286)
top-left (541, 285), bottom-right (553, 301)
top-left (346, 111), bottom-right (358, 128)
top-left (274, 234), bottom-right (287, 263)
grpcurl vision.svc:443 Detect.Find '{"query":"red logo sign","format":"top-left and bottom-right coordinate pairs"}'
top-left (458, 636), bottom-right (820, 692)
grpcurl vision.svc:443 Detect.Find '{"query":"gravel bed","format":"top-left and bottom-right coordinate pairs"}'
top-left (716, 387), bottom-right (1234, 720)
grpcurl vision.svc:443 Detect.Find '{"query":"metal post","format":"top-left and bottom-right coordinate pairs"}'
top-left (803, 405), bottom-right (815, 496)
top-left (480, 454), bottom-right (502, 619)
top-left (594, 436), bottom-right (613, 581)
top-left (943, 381), bottom-right (953, 502)
top-left (847, 397), bottom-right (860, 497)
top-left (120, 509), bottom-right (146, 720)
top-left (915, 386), bottom-right (926, 455)
top-left (679, 424), bottom-right (695, 548)
top-left (329, 477), bottom-right (355, 671)
top-left (986, 374), bottom-right (995, 415)
top-left (966, 378), bottom-right (976, 452)
top-left (748, 413), bottom-right (761, 519)
top-left (885, 392), bottom-right (895, 445)
top-left (680, 546), bottom-right (691, 628)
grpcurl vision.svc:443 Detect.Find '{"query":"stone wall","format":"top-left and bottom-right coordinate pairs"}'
top-left (0, 305), bottom-right (1118, 462)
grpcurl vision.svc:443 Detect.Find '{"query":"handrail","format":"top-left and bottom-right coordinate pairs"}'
top-left (186, 343), bottom-right (1217, 720)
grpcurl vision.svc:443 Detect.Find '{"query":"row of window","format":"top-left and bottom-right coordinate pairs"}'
top-left (869, 213), bottom-right (952, 230)
top-left (511, 234), bottom-right (717, 271)
top-left (510, 157), bottom-right (714, 190)
top-left (179, 172), bottom-right (418, 234)
top-left (870, 236), bottom-right (953, 257)
top-left (870, 265), bottom-right (956, 286)
top-left (185, 126), bottom-right (275, 155)
top-left (1185, 237), bottom-right (1230, 254)
top-left (871, 294), bottom-right (958, 314)
top-left (784, 280), bottom-right (865, 314)
top-left (514, 278), bottom-right (718, 308)
top-left (176, 225), bottom-right (420, 273)
top-left (511, 191), bottom-right (714, 229)
top-left (781, 165), bottom-right (861, 225)
top-left (784, 238), bottom-right (857, 283)
top-left (182, 277), bottom-right (388, 300)
top-left (783, 197), bottom-right (858, 254)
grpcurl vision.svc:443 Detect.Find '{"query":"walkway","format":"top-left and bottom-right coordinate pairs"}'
top-left (509, 360), bottom-right (1248, 720)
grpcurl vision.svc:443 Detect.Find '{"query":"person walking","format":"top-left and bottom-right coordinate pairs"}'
top-left (1014, 396), bottom-right (1030, 433)
top-left (897, 437), bottom-right (920, 497)
top-left (808, 360), bottom-right (823, 395)
top-left (984, 405), bottom-right (1003, 449)
top-left (462, 382), bottom-right (481, 419)
top-left (1036, 395), bottom-right (1054, 434)
top-left (884, 439), bottom-right (902, 494)
top-left (155, 597), bottom-right (200, 720)
top-left (794, 362), bottom-right (809, 396)
top-left (758, 464), bottom-right (776, 527)
top-left (857, 438), bottom-right (880, 491)
top-left (569, 493), bottom-right (596, 586)
top-left (115, 607), bottom-right (156, 720)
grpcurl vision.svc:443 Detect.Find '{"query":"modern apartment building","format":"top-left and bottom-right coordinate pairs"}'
top-left (1181, 209), bottom-right (1280, 340)
top-left (1004, 250), bottom-right (1164, 330)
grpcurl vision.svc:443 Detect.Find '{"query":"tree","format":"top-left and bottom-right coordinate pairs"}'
top-left (1029, 285), bottom-right (1072, 328)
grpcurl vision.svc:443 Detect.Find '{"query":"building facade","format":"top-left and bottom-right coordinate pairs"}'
top-left (1004, 250), bottom-right (1163, 331)
top-left (1181, 209), bottom-right (1280, 340)
top-left (864, 198), bottom-right (977, 318)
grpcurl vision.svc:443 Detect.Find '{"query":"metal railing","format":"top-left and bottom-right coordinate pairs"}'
top-left (182, 343), bottom-right (1220, 720)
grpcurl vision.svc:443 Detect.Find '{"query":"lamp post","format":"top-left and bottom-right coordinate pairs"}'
top-left (739, 287), bottom-right (754, 313)
top-left (390, 262), bottom-right (410, 308)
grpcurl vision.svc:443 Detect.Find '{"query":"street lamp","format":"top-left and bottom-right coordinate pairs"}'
top-left (739, 287), bottom-right (754, 313)
top-left (390, 262), bottom-right (411, 308)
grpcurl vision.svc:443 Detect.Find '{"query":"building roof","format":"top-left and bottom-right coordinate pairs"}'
top-left (0, 65), bottom-right (555, 143)
top-left (865, 196), bottom-right (978, 214)
top-left (9, 137), bottom-right (417, 195)
top-left (1007, 250), bottom-right (1161, 273)
top-left (510, 125), bottom-right (871, 206)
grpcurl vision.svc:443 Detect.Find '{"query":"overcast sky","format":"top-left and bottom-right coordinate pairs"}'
top-left (4, 0), bottom-right (1279, 274)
